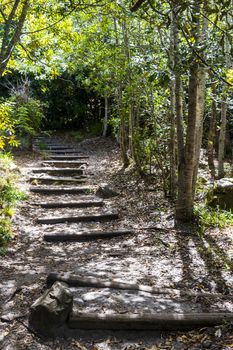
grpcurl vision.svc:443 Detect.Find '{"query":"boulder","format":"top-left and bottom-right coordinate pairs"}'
top-left (29, 282), bottom-right (73, 335)
top-left (96, 183), bottom-right (119, 199)
top-left (207, 178), bottom-right (233, 210)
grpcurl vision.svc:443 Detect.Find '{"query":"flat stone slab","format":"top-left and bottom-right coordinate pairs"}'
top-left (37, 212), bottom-right (119, 224)
top-left (30, 186), bottom-right (93, 195)
top-left (31, 167), bottom-right (84, 175)
top-left (35, 200), bottom-right (103, 208)
top-left (44, 230), bottom-right (133, 242)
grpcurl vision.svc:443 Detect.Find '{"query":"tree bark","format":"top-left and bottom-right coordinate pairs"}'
top-left (37, 212), bottom-right (119, 224)
top-left (102, 94), bottom-right (108, 137)
top-left (69, 311), bottom-right (233, 331)
top-left (218, 100), bottom-right (227, 178)
top-left (207, 83), bottom-right (217, 179)
top-left (44, 230), bottom-right (132, 242)
top-left (175, 0), bottom-right (207, 222)
top-left (218, 17), bottom-right (230, 179)
top-left (168, 9), bottom-right (178, 199)
top-left (47, 272), bottom-right (233, 300)
top-left (0, 0), bottom-right (29, 77)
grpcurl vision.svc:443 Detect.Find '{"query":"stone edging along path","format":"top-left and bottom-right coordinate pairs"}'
top-left (24, 136), bottom-right (233, 336)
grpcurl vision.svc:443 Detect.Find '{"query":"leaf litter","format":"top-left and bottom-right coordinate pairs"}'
top-left (0, 136), bottom-right (232, 349)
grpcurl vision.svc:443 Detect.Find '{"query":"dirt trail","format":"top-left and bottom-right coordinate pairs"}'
top-left (0, 136), bottom-right (232, 350)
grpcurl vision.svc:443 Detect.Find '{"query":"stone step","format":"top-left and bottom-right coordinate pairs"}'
top-left (44, 229), bottom-right (132, 242)
top-left (30, 186), bottom-right (93, 195)
top-left (34, 200), bottom-right (103, 208)
top-left (37, 212), bottom-right (119, 224)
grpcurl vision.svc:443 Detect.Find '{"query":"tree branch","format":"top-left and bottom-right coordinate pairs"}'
top-left (21, 1), bottom-right (105, 35)
top-left (130, 0), bottom-right (147, 12)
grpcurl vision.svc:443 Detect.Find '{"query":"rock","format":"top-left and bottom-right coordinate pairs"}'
top-left (96, 183), bottom-right (119, 198)
top-left (207, 178), bottom-right (233, 210)
top-left (202, 340), bottom-right (212, 348)
top-left (29, 282), bottom-right (73, 335)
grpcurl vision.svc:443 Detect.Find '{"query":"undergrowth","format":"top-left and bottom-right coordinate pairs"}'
top-left (0, 152), bottom-right (26, 252)
top-left (194, 205), bottom-right (233, 235)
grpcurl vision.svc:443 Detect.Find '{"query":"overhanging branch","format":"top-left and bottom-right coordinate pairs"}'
top-left (130, 0), bottom-right (147, 12)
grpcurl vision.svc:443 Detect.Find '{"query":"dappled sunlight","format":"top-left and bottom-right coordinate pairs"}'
top-left (1, 136), bottom-right (232, 350)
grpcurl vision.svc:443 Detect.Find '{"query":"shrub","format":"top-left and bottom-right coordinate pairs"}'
top-left (0, 153), bottom-right (26, 246)
top-left (194, 205), bottom-right (233, 234)
top-left (0, 96), bottom-right (46, 150)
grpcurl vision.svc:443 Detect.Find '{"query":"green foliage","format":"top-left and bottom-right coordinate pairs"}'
top-left (0, 178), bottom-right (26, 210)
top-left (0, 247), bottom-right (7, 257)
top-left (0, 101), bottom-right (19, 149)
top-left (194, 205), bottom-right (233, 234)
top-left (70, 122), bottom-right (103, 143)
top-left (11, 96), bottom-right (45, 137)
top-left (0, 218), bottom-right (13, 246)
top-left (37, 141), bottom-right (48, 150)
top-left (0, 96), bottom-right (45, 150)
top-left (0, 153), bottom-right (26, 246)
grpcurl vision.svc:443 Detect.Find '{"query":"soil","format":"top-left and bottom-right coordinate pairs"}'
top-left (0, 136), bottom-right (232, 350)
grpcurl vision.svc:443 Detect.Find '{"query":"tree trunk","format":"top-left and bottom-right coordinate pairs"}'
top-left (175, 1), bottom-right (207, 222)
top-left (207, 83), bottom-right (217, 179)
top-left (218, 100), bottom-right (227, 178)
top-left (218, 17), bottom-right (231, 178)
top-left (102, 94), bottom-right (108, 137)
top-left (0, 0), bottom-right (29, 77)
top-left (169, 9), bottom-right (178, 199)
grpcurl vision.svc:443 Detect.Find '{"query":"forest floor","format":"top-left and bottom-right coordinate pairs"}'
top-left (0, 135), bottom-right (232, 350)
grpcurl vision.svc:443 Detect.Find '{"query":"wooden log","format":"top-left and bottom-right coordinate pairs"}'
top-left (34, 200), bottom-right (103, 208)
top-left (68, 311), bottom-right (233, 331)
top-left (46, 150), bottom-right (80, 154)
top-left (47, 273), bottom-right (233, 300)
top-left (31, 168), bottom-right (84, 175)
top-left (44, 230), bottom-right (132, 242)
top-left (41, 160), bottom-right (88, 167)
top-left (48, 155), bottom-right (89, 160)
top-left (47, 146), bottom-right (75, 150)
top-left (29, 176), bottom-right (87, 184)
top-left (30, 186), bottom-right (93, 195)
top-left (37, 212), bottom-right (119, 224)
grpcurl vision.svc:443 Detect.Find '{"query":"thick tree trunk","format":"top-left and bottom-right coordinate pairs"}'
top-left (175, 1), bottom-right (207, 222)
top-left (176, 64), bottom-right (206, 221)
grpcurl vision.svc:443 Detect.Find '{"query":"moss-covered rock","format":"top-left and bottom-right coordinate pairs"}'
top-left (207, 178), bottom-right (233, 210)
